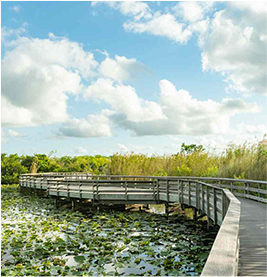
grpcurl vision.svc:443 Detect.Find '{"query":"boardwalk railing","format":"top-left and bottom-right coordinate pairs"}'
top-left (19, 173), bottom-right (261, 276)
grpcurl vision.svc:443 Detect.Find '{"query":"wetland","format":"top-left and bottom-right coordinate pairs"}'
top-left (1, 185), bottom-right (219, 276)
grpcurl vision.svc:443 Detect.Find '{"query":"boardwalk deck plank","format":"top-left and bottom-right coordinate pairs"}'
top-left (238, 198), bottom-right (267, 277)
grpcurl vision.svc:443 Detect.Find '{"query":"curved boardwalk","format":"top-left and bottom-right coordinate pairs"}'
top-left (238, 198), bottom-right (267, 276)
top-left (20, 174), bottom-right (267, 276)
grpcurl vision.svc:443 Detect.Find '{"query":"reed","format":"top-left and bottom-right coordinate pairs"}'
top-left (106, 141), bottom-right (267, 181)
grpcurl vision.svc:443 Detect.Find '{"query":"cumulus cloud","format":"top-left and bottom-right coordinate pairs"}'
top-left (97, 1), bottom-right (266, 96)
top-left (1, 36), bottom-right (98, 127)
top-left (135, 80), bottom-right (258, 136)
top-left (175, 2), bottom-right (267, 95)
top-left (59, 113), bottom-right (112, 138)
top-left (96, 1), bottom-right (214, 45)
top-left (74, 146), bottom-right (88, 154)
top-left (8, 129), bottom-right (26, 137)
top-left (124, 12), bottom-right (192, 44)
top-left (201, 8), bottom-right (267, 96)
top-left (99, 55), bottom-right (145, 82)
top-left (96, 1), bottom-right (192, 44)
top-left (1, 23), bottom-right (28, 41)
top-left (174, 2), bottom-right (203, 22)
top-left (84, 78), bottom-right (166, 122)
top-left (82, 78), bottom-right (260, 137)
top-left (91, 0), bottom-right (150, 20)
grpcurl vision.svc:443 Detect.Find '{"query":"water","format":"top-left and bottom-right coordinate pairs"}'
top-left (1, 185), bottom-right (219, 276)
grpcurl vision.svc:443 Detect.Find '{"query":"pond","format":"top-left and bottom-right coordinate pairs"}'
top-left (1, 185), bottom-right (219, 276)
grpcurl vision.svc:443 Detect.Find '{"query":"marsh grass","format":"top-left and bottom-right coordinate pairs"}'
top-left (106, 142), bottom-right (267, 181)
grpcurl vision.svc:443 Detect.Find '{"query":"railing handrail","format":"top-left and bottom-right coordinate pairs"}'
top-left (20, 173), bottom-right (267, 184)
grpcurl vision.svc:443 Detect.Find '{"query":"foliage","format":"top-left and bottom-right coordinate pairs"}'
top-left (1, 154), bottom-right (109, 184)
top-left (1, 154), bottom-right (28, 184)
top-left (1, 185), bottom-right (218, 276)
top-left (180, 143), bottom-right (205, 155)
top-left (1, 141), bottom-right (267, 184)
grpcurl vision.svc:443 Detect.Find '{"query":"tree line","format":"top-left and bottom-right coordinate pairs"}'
top-left (1, 142), bottom-right (267, 184)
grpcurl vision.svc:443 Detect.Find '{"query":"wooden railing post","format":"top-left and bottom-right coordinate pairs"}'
top-left (247, 182), bottom-right (250, 200)
top-left (166, 179), bottom-right (169, 202)
top-left (213, 187), bottom-right (217, 225)
top-left (57, 180), bottom-right (59, 197)
top-left (258, 182), bottom-right (261, 202)
top-left (177, 180), bottom-right (180, 203)
top-left (207, 186), bottom-right (210, 219)
top-left (92, 182), bottom-right (95, 204)
top-left (125, 182), bottom-right (128, 201)
top-left (222, 192), bottom-right (226, 219)
top-left (230, 181), bottom-right (233, 192)
top-left (153, 180), bottom-right (156, 201)
top-left (157, 179), bottom-right (159, 202)
top-left (181, 180), bottom-right (184, 204)
top-left (202, 183), bottom-right (205, 213)
top-left (196, 182), bottom-right (199, 210)
top-left (97, 182), bottom-right (99, 201)
top-left (79, 181), bottom-right (82, 199)
top-left (188, 181), bottom-right (191, 206)
top-left (47, 179), bottom-right (50, 197)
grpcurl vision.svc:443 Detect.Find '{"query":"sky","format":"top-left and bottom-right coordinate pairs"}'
top-left (1, 1), bottom-right (267, 157)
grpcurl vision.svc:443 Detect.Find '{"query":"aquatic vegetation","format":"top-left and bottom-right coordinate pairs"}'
top-left (1, 185), bottom-right (218, 276)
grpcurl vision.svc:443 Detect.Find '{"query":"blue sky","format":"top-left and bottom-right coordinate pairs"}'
top-left (1, 1), bottom-right (267, 156)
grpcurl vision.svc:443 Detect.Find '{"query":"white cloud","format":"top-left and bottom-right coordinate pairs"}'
top-left (91, 0), bottom-right (150, 20)
top-left (97, 1), bottom-right (214, 45)
top-left (236, 123), bottom-right (267, 135)
top-left (82, 78), bottom-right (261, 137)
top-left (1, 23), bottom-right (28, 41)
top-left (229, 1), bottom-right (266, 14)
top-left (8, 129), bottom-right (26, 137)
top-left (74, 146), bottom-right (88, 154)
top-left (121, 80), bottom-right (260, 136)
top-left (124, 12), bottom-right (192, 44)
top-left (10, 5), bottom-right (20, 12)
top-left (84, 78), bottom-right (166, 122)
top-left (1, 36), bottom-right (98, 127)
top-left (59, 113), bottom-right (112, 138)
top-left (201, 6), bottom-right (267, 96)
top-left (96, 1), bottom-right (192, 43)
top-left (98, 1), bottom-right (266, 96)
top-left (99, 55), bottom-right (143, 82)
top-left (172, 1), bottom-right (209, 23)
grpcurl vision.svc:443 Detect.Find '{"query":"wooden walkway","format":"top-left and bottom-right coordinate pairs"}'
top-left (19, 174), bottom-right (267, 276)
top-left (238, 198), bottom-right (267, 276)
top-left (20, 175), bottom-right (240, 276)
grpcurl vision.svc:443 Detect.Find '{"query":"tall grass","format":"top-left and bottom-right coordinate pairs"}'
top-left (106, 141), bottom-right (267, 181)
top-left (105, 152), bottom-right (220, 177)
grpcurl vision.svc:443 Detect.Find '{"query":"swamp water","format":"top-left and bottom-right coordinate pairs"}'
top-left (1, 185), bottom-right (219, 276)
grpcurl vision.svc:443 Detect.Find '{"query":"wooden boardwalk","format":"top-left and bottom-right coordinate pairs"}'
top-left (238, 198), bottom-right (267, 276)
top-left (20, 174), bottom-right (267, 276)
top-left (20, 175), bottom-right (241, 276)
